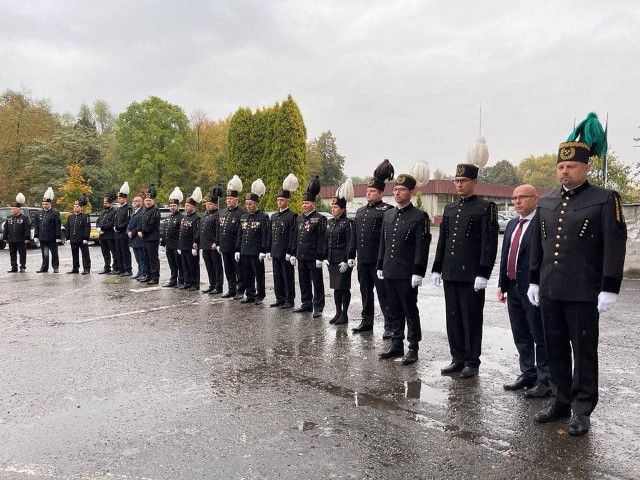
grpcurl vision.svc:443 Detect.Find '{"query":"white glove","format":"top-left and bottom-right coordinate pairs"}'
top-left (323, 259), bottom-right (329, 266)
top-left (176, 249), bottom-right (181, 255)
top-left (339, 262), bottom-right (348, 274)
top-left (411, 275), bottom-right (423, 288)
top-left (527, 284), bottom-right (540, 307)
top-left (259, 253), bottom-right (266, 262)
top-left (432, 272), bottom-right (442, 287)
top-left (474, 276), bottom-right (488, 292)
top-left (82, 240), bottom-right (88, 245)
top-left (113, 226), bottom-right (117, 232)
top-left (160, 246), bottom-right (166, 253)
top-left (191, 248), bottom-right (198, 256)
top-left (315, 260), bottom-right (323, 269)
top-left (347, 259), bottom-right (355, 268)
top-left (289, 256), bottom-right (296, 266)
top-left (96, 227), bottom-right (102, 234)
top-left (285, 254), bottom-right (291, 262)
top-left (234, 252), bottom-right (241, 262)
top-left (597, 291), bottom-right (618, 313)
top-left (377, 270), bottom-right (384, 280)
top-left (266, 252), bottom-right (271, 261)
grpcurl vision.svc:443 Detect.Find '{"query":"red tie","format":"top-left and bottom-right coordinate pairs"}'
top-left (507, 218), bottom-right (528, 280)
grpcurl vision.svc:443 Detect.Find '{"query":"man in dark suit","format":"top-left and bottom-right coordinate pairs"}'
top-left (497, 185), bottom-right (550, 398)
top-left (34, 188), bottom-right (62, 273)
top-left (138, 187), bottom-right (161, 284)
top-left (528, 112), bottom-right (627, 435)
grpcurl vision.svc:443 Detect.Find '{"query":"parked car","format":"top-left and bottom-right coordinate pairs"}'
top-left (497, 213), bottom-right (510, 234)
top-left (0, 206), bottom-right (66, 248)
top-left (88, 213), bottom-right (100, 244)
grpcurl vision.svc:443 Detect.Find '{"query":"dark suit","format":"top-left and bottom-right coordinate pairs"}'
top-left (34, 208), bottom-right (61, 271)
top-left (529, 181), bottom-right (627, 416)
top-left (127, 207), bottom-right (147, 277)
top-left (96, 207), bottom-right (118, 272)
top-left (432, 195), bottom-right (499, 368)
top-left (217, 206), bottom-right (246, 296)
top-left (291, 210), bottom-right (326, 313)
top-left (65, 212), bottom-right (91, 272)
top-left (267, 209), bottom-right (297, 305)
top-left (498, 214), bottom-right (548, 386)
top-left (114, 202), bottom-right (133, 274)
top-left (3, 212), bottom-right (30, 270)
top-left (139, 205), bottom-right (161, 282)
top-left (196, 209), bottom-right (223, 291)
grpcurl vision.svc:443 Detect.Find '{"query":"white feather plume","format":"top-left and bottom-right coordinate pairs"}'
top-left (336, 178), bottom-right (354, 202)
top-left (16, 192), bottom-right (25, 204)
top-left (44, 187), bottom-right (54, 200)
top-left (282, 173), bottom-right (299, 192)
top-left (191, 187), bottom-right (203, 204)
top-left (170, 187), bottom-right (184, 202)
top-left (467, 137), bottom-right (489, 168)
top-left (120, 181), bottom-right (130, 195)
top-left (251, 179), bottom-right (266, 197)
top-left (227, 175), bottom-right (243, 192)
top-left (409, 162), bottom-right (430, 187)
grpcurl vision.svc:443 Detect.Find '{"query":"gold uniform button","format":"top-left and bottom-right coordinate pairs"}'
top-left (558, 218), bottom-right (563, 223)
top-left (563, 202), bottom-right (568, 207)
top-left (557, 227), bottom-right (562, 231)
top-left (555, 244), bottom-right (560, 248)
top-left (554, 252), bottom-right (559, 256)
top-left (554, 260), bottom-right (558, 265)
top-left (556, 235), bottom-right (560, 239)
top-left (560, 211), bottom-right (565, 214)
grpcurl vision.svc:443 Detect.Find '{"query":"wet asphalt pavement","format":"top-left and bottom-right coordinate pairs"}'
top-left (0, 233), bottom-right (638, 479)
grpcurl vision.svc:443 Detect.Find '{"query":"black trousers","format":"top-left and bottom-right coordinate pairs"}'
top-left (443, 280), bottom-right (485, 368)
top-left (241, 255), bottom-right (265, 300)
top-left (202, 249), bottom-right (223, 289)
top-left (181, 249), bottom-right (200, 286)
top-left (384, 278), bottom-right (421, 351)
top-left (221, 251), bottom-right (244, 295)
top-left (144, 240), bottom-right (160, 280)
top-left (39, 240), bottom-right (59, 270)
top-left (115, 237), bottom-right (132, 273)
top-left (70, 242), bottom-right (91, 271)
top-left (357, 262), bottom-right (390, 328)
top-left (506, 283), bottom-right (548, 385)
top-left (540, 298), bottom-right (599, 416)
top-left (297, 259), bottom-right (325, 312)
top-left (166, 248), bottom-right (184, 284)
top-left (8, 242), bottom-right (27, 269)
top-left (272, 256), bottom-right (295, 304)
top-left (132, 247), bottom-right (147, 277)
top-left (99, 238), bottom-right (118, 271)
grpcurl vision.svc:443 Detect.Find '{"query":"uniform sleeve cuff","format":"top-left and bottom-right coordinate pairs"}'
top-left (431, 261), bottom-right (442, 273)
top-left (412, 264), bottom-right (427, 277)
top-left (477, 265), bottom-right (492, 278)
top-left (529, 270), bottom-right (540, 285)
top-left (601, 276), bottom-right (622, 294)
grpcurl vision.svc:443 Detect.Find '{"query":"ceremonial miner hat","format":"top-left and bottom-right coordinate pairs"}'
top-left (13, 193), bottom-right (25, 208)
top-left (169, 187), bottom-right (183, 205)
top-left (118, 181), bottom-right (130, 198)
top-left (278, 173), bottom-right (299, 199)
top-left (368, 159), bottom-right (394, 191)
top-left (302, 176), bottom-right (321, 202)
top-left (455, 163), bottom-right (479, 180)
top-left (246, 179), bottom-right (266, 203)
top-left (227, 175), bottom-right (243, 198)
top-left (332, 178), bottom-right (354, 209)
top-left (43, 187), bottom-right (54, 203)
top-left (186, 187), bottom-right (202, 206)
top-left (145, 184), bottom-right (157, 199)
top-left (558, 112), bottom-right (607, 164)
top-left (104, 190), bottom-right (117, 203)
top-left (74, 194), bottom-right (89, 207)
top-left (205, 184), bottom-right (225, 204)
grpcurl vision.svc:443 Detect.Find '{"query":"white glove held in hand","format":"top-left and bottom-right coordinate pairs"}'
top-left (289, 256), bottom-right (296, 266)
top-left (411, 275), bottom-right (423, 288)
top-left (315, 260), bottom-right (323, 269)
top-left (258, 253), bottom-right (266, 262)
top-left (527, 284), bottom-right (540, 307)
top-left (285, 254), bottom-right (291, 262)
top-left (432, 272), bottom-right (442, 287)
top-left (191, 249), bottom-right (198, 256)
top-left (597, 291), bottom-right (618, 313)
top-left (234, 252), bottom-right (240, 262)
top-left (323, 259), bottom-right (330, 266)
top-left (347, 259), bottom-right (355, 268)
top-left (265, 252), bottom-right (271, 261)
top-left (474, 276), bottom-right (488, 291)
top-left (82, 240), bottom-right (88, 245)
top-left (339, 262), bottom-right (348, 274)
top-left (96, 227), bottom-right (102, 234)
top-left (376, 270), bottom-right (384, 280)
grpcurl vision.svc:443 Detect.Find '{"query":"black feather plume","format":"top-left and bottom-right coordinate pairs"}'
top-left (148, 184), bottom-right (157, 199)
top-left (373, 159), bottom-right (394, 181)
top-left (212, 183), bottom-right (224, 199)
top-left (78, 194), bottom-right (88, 207)
top-left (307, 176), bottom-right (321, 196)
top-left (105, 190), bottom-right (117, 203)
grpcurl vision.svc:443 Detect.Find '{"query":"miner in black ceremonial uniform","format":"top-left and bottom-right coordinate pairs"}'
top-left (528, 113), bottom-right (627, 436)
top-left (3, 193), bottom-right (30, 272)
top-left (161, 188), bottom-right (184, 287)
top-left (236, 179), bottom-right (269, 305)
top-left (325, 180), bottom-right (354, 325)
top-left (114, 182), bottom-right (133, 276)
top-left (65, 196), bottom-right (91, 274)
top-left (197, 185), bottom-right (224, 294)
top-left (291, 176), bottom-right (326, 318)
top-left (34, 187), bottom-right (62, 273)
top-left (377, 164), bottom-right (431, 365)
top-left (218, 175), bottom-right (246, 299)
top-left (266, 174), bottom-right (298, 309)
top-left (96, 191), bottom-right (119, 274)
top-left (138, 185), bottom-right (161, 284)
top-left (179, 188), bottom-right (202, 291)
top-left (432, 163), bottom-right (498, 378)
top-left (348, 159), bottom-right (394, 336)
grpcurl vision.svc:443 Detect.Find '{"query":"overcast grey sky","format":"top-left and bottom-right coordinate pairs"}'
top-left (2, 0), bottom-right (639, 178)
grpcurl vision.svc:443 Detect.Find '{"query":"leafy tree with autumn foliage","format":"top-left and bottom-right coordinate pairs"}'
top-left (517, 154), bottom-right (558, 189)
top-left (190, 110), bottom-right (230, 190)
top-left (58, 164), bottom-right (93, 212)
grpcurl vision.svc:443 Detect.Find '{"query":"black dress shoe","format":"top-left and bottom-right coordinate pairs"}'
top-left (503, 375), bottom-right (537, 391)
top-left (36, 268), bottom-right (48, 273)
top-left (53, 268), bottom-right (59, 273)
top-left (402, 350), bottom-right (418, 365)
top-left (7, 269), bottom-right (18, 273)
top-left (440, 362), bottom-right (464, 374)
top-left (328, 313), bottom-right (341, 324)
top-left (209, 288), bottom-right (222, 294)
top-left (19, 267), bottom-right (26, 272)
top-left (67, 270), bottom-right (79, 274)
top-left (240, 297), bottom-right (254, 303)
top-left (379, 346), bottom-right (404, 359)
top-left (459, 366), bottom-right (479, 379)
top-left (312, 311), bottom-right (323, 318)
top-left (221, 291), bottom-right (236, 298)
top-left (187, 286), bottom-right (199, 291)
top-left (131, 274), bottom-right (140, 279)
top-left (352, 322), bottom-right (373, 333)
top-left (280, 303), bottom-right (294, 309)
top-left (382, 328), bottom-right (393, 339)
top-left (163, 282), bottom-right (178, 288)
top-left (333, 314), bottom-right (348, 325)
top-left (233, 293), bottom-right (244, 300)
top-left (270, 301), bottom-right (284, 307)
top-left (146, 279), bottom-right (159, 285)
top-left (567, 414), bottom-right (590, 435)
top-left (201, 286), bottom-right (214, 293)
top-left (81, 270), bottom-right (90, 275)
top-left (137, 276), bottom-right (148, 282)
top-left (524, 383), bottom-right (552, 398)
top-left (178, 284), bottom-right (190, 290)
top-left (110, 270), bottom-right (122, 275)
top-left (293, 306), bottom-right (312, 313)
top-left (254, 299), bottom-right (263, 305)
top-left (534, 405), bottom-right (571, 423)
top-left (98, 269), bottom-right (111, 275)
